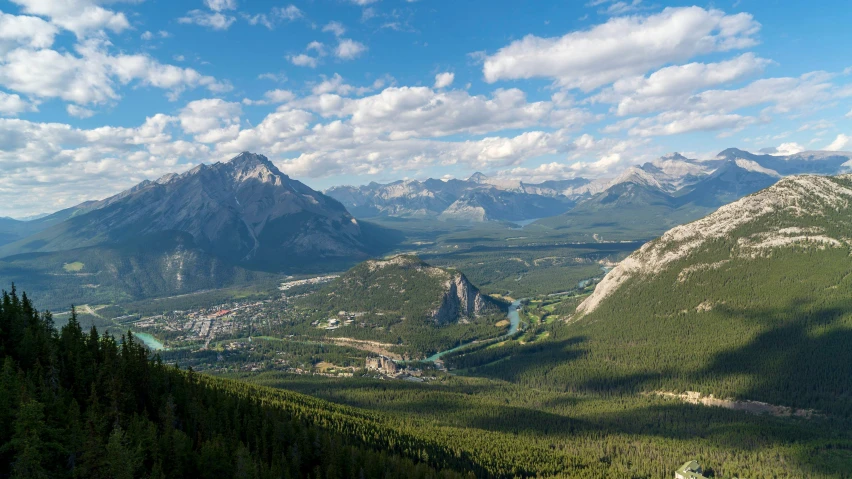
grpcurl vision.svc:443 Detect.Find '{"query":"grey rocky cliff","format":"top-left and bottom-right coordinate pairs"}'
top-left (431, 273), bottom-right (491, 324)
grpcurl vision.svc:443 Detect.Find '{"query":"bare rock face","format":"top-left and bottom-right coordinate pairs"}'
top-left (431, 272), bottom-right (491, 324)
top-left (1, 152), bottom-right (370, 269)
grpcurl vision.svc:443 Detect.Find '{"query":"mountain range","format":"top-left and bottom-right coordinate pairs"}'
top-left (325, 148), bottom-right (852, 230)
top-left (532, 148), bottom-right (852, 240)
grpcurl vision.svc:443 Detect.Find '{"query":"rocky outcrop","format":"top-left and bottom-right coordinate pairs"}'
top-left (431, 273), bottom-right (491, 324)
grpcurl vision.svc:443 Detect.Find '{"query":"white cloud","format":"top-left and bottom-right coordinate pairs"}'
top-left (798, 119), bottom-right (833, 131)
top-left (204, 0), bottom-right (237, 12)
top-left (0, 11), bottom-right (58, 54)
top-left (179, 10), bottom-right (236, 30)
top-left (348, 0), bottom-right (380, 4)
top-left (615, 110), bottom-right (755, 137)
top-left (595, 53), bottom-right (771, 116)
top-left (760, 142), bottom-right (805, 156)
top-left (244, 5), bottom-right (303, 29)
top-left (288, 54), bottom-right (318, 68)
top-left (276, 5), bottom-right (303, 21)
top-left (178, 98), bottom-right (240, 134)
top-left (335, 39), bottom-right (367, 60)
top-left (264, 89), bottom-right (295, 103)
top-left (310, 74), bottom-right (371, 96)
top-left (178, 98), bottom-right (241, 144)
top-left (0, 115), bottom-right (198, 216)
top-left (0, 91), bottom-right (36, 116)
top-left (482, 7), bottom-right (760, 90)
top-left (597, 0), bottom-right (645, 15)
top-left (826, 134), bottom-right (850, 151)
top-left (434, 72), bottom-right (454, 89)
top-left (9, 0), bottom-right (131, 37)
top-left (306, 41), bottom-right (326, 55)
top-left (0, 41), bottom-right (230, 105)
top-left (323, 21), bottom-right (346, 37)
top-left (141, 30), bottom-right (170, 41)
top-left (292, 85), bottom-right (589, 139)
top-left (66, 104), bottom-right (95, 118)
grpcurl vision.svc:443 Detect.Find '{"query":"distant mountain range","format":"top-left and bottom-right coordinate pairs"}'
top-left (325, 148), bottom-right (852, 228)
top-left (533, 148), bottom-right (852, 240)
top-left (325, 175), bottom-right (588, 222)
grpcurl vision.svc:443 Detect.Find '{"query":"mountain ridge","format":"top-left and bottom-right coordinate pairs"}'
top-left (0, 152), bottom-right (373, 270)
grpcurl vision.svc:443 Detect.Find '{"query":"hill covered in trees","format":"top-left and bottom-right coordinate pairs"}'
top-left (295, 255), bottom-right (509, 357)
top-left (0, 285), bottom-right (508, 478)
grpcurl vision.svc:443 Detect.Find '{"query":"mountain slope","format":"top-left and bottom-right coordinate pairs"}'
top-left (439, 187), bottom-right (574, 222)
top-left (0, 231), bottom-right (274, 310)
top-left (564, 174), bottom-right (852, 416)
top-left (717, 147), bottom-right (852, 176)
top-left (1, 152), bottom-right (372, 270)
top-left (674, 158), bottom-right (780, 207)
top-left (533, 174), bottom-right (711, 241)
top-left (297, 255), bottom-right (508, 357)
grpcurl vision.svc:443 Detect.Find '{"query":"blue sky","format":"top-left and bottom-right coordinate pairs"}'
top-left (0, 0), bottom-right (850, 217)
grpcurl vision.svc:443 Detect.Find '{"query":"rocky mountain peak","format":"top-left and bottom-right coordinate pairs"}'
top-left (467, 172), bottom-right (489, 183)
top-left (610, 166), bottom-right (664, 190)
top-left (223, 152), bottom-right (285, 184)
top-left (716, 147), bottom-right (755, 160)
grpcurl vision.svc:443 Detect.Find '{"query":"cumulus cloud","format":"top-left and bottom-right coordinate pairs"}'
top-left (243, 5), bottom-right (303, 29)
top-left (204, 0), bottom-right (237, 11)
top-left (482, 7), bottom-right (760, 90)
top-left (0, 91), bottom-right (36, 116)
top-left (335, 39), bottom-right (367, 59)
top-left (179, 10), bottom-right (236, 30)
top-left (760, 142), bottom-right (805, 156)
top-left (9, 0), bottom-right (131, 37)
top-left (288, 54), bottom-right (318, 68)
top-left (323, 21), bottom-right (346, 37)
top-left (826, 134), bottom-right (850, 151)
top-left (178, 99), bottom-right (241, 144)
top-left (66, 104), bottom-right (95, 118)
top-left (319, 86), bottom-right (587, 139)
top-left (0, 40), bottom-right (230, 105)
top-left (595, 53), bottom-right (771, 116)
top-left (0, 11), bottom-right (58, 54)
top-left (0, 115), bottom-right (198, 216)
top-left (607, 110), bottom-right (755, 137)
top-left (434, 72), bottom-right (454, 89)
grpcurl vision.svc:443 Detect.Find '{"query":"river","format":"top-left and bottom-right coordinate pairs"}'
top-left (134, 332), bottom-right (166, 351)
top-left (423, 299), bottom-right (522, 363)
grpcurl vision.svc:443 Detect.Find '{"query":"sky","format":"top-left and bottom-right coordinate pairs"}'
top-left (0, 0), bottom-right (851, 217)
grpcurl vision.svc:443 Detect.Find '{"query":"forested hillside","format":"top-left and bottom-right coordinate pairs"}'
top-left (458, 174), bottom-right (852, 418)
top-left (0, 286), bottom-right (480, 478)
top-left (295, 255), bottom-right (508, 357)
